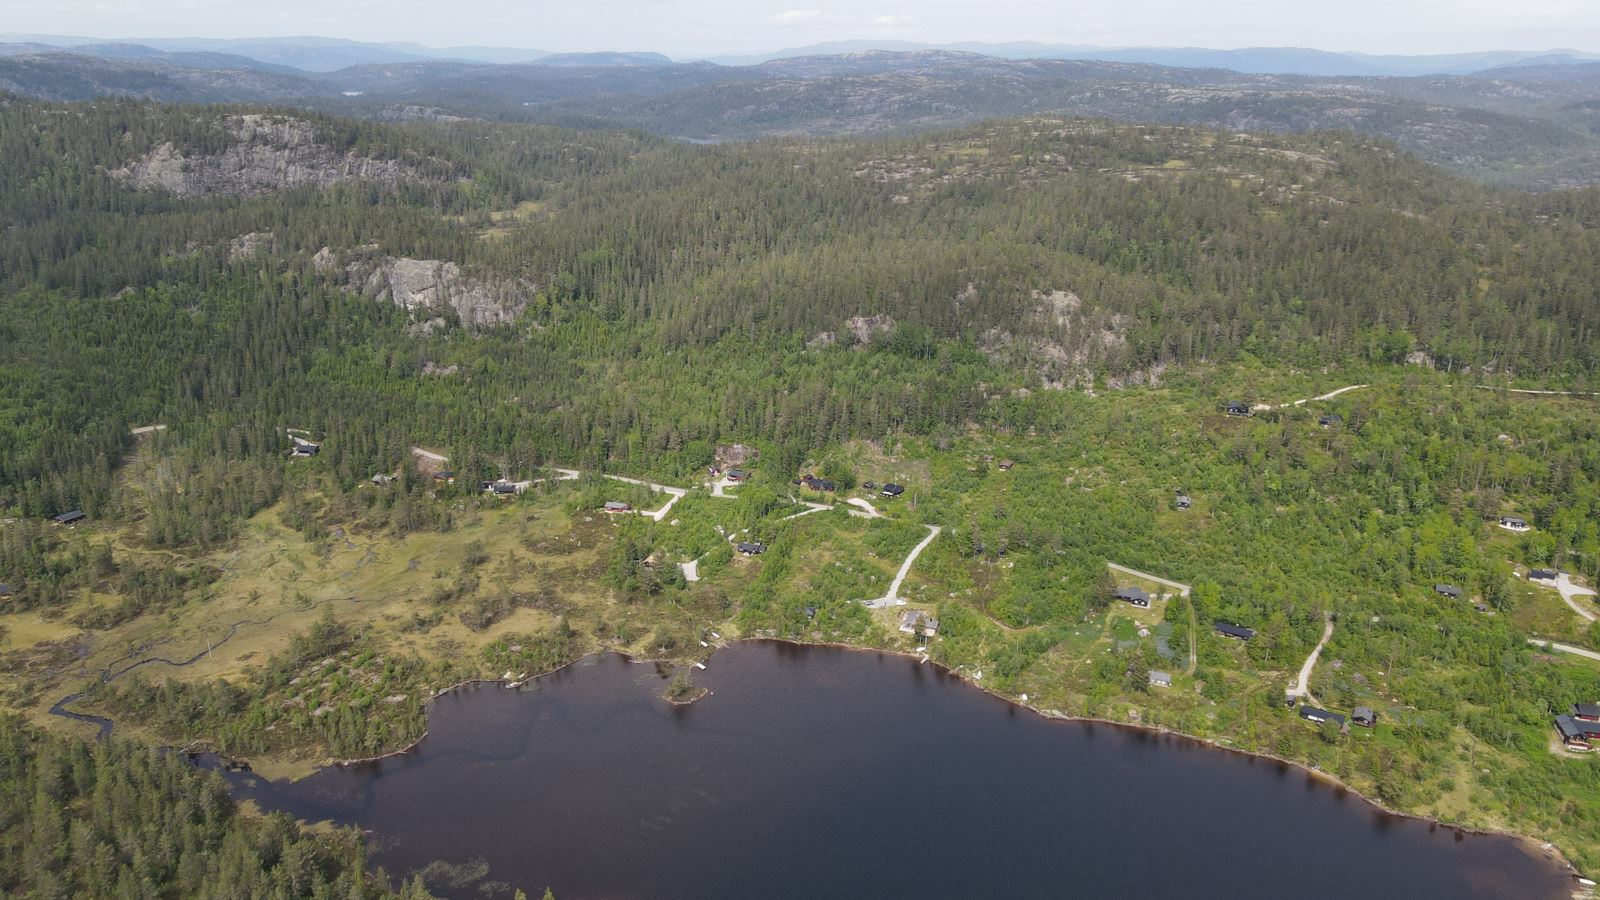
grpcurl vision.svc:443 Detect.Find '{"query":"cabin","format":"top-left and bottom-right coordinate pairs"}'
top-left (1214, 621), bottom-right (1254, 641)
top-left (997, 459), bottom-right (1015, 470)
top-left (1529, 568), bottom-right (1559, 582)
top-left (1174, 492), bottom-right (1193, 510)
top-left (1499, 516), bottom-right (1530, 532)
top-left (1149, 670), bottom-right (1173, 688)
top-left (432, 471), bottom-right (456, 484)
top-left (726, 469), bottom-right (749, 483)
top-left (1573, 703), bottom-right (1600, 723)
top-left (0, 583), bottom-right (14, 599)
top-left (1114, 586), bottom-right (1150, 608)
top-left (1318, 414), bottom-right (1342, 428)
top-left (1433, 584), bottom-right (1462, 599)
top-left (736, 541), bottom-right (766, 556)
top-left (1299, 706), bottom-right (1346, 727)
top-left (1224, 401), bottom-right (1252, 417)
top-left (1555, 716), bottom-right (1595, 752)
top-left (899, 610), bottom-right (940, 636)
top-left (862, 481), bottom-right (877, 490)
top-left (603, 501), bottom-right (632, 513)
top-left (802, 605), bottom-right (818, 621)
top-left (490, 481), bottom-right (517, 496)
top-left (371, 474), bottom-right (394, 486)
top-left (1473, 602), bottom-right (1490, 613)
top-left (52, 510), bottom-right (86, 526)
top-left (881, 483), bottom-right (906, 498)
top-left (1352, 706), bottom-right (1377, 728)
top-left (800, 474), bottom-right (836, 492)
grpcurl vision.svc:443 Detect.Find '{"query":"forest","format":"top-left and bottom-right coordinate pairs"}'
top-left (1, 94), bottom-right (1599, 889)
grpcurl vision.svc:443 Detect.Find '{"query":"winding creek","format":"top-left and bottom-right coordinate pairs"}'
top-left (173, 642), bottom-right (1576, 900)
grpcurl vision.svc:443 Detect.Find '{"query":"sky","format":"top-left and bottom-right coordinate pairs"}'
top-left (4, 0), bottom-right (1599, 58)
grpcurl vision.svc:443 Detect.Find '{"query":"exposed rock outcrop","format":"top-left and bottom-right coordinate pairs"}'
top-left (227, 231), bottom-right (273, 260)
top-left (338, 252), bottom-right (536, 328)
top-left (845, 314), bottom-right (896, 344)
top-left (113, 114), bottom-right (415, 197)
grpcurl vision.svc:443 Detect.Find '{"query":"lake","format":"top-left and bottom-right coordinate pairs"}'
top-left (218, 642), bottom-right (1572, 899)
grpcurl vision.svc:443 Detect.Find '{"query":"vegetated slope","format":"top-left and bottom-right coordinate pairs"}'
top-left (1, 97), bottom-right (1598, 522)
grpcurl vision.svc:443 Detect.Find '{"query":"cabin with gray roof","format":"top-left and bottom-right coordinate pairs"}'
top-left (1114, 586), bottom-right (1150, 608)
top-left (899, 610), bottom-right (939, 636)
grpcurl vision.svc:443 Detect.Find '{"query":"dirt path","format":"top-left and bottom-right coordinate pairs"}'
top-left (781, 500), bottom-right (832, 521)
top-left (1287, 613), bottom-right (1335, 704)
top-left (1185, 597), bottom-right (1198, 676)
top-left (410, 446), bottom-right (449, 463)
top-left (1105, 562), bottom-right (1191, 597)
top-left (1533, 572), bottom-right (1599, 622)
top-left (846, 497), bottom-right (883, 518)
top-left (865, 525), bottom-right (940, 607)
top-left (1527, 639), bottom-right (1600, 662)
top-left (1477, 386), bottom-right (1600, 398)
top-left (601, 474), bottom-right (687, 522)
top-left (1265, 383), bottom-right (1369, 410)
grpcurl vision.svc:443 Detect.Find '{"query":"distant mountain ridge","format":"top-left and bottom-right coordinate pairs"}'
top-left (4, 32), bottom-right (1600, 76)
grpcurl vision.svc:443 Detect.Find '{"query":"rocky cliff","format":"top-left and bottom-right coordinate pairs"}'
top-left (112, 114), bottom-right (415, 197)
top-left (333, 251), bottom-right (536, 329)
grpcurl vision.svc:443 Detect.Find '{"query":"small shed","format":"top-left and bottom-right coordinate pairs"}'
top-left (1114, 586), bottom-right (1150, 608)
top-left (433, 471), bottom-right (456, 483)
top-left (1433, 584), bottom-right (1462, 599)
top-left (1352, 706), bottom-right (1377, 727)
top-left (1225, 401), bottom-right (1252, 417)
top-left (604, 501), bottom-right (632, 512)
top-left (726, 469), bottom-right (749, 482)
top-left (1318, 414), bottom-right (1342, 428)
top-left (1174, 492), bottom-right (1192, 510)
top-left (881, 483), bottom-right (906, 497)
top-left (997, 459), bottom-right (1015, 470)
top-left (53, 510), bottom-right (86, 526)
top-left (0, 583), bottom-right (14, 598)
top-left (736, 542), bottom-right (766, 556)
top-left (491, 481), bottom-right (517, 495)
top-left (1500, 516), bottom-right (1529, 531)
top-left (1149, 670), bottom-right (1172, 688)
top-left (371, 474), bottom-right (394, 486)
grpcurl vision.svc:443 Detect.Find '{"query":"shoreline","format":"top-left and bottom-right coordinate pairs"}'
top-left (81, 634), bottom-right (1589, 884)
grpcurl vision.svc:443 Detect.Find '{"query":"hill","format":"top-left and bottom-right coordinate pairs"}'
top-left (5, 49), bottom-right (1600, 188)
top-left (1, 97), bottom-right (1599, 885)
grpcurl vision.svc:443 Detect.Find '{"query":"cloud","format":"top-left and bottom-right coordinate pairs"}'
top-left (766, 9), bottom-right (823, 25)
top-left (765, 8), bottom-right (913, 30)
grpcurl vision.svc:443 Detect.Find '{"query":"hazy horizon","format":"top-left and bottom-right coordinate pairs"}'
top-left (4, 0), bottom-right (1599, 59)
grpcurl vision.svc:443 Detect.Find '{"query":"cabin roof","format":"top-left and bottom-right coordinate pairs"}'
top-left (1299, 706), bottom-right (1346, 726)
top-left (1213, 621), bottom-right (1254, 640)
top-left (1574, 703), bottom-right (1600, 718)
top-left (1114, 586), bottom-right (1149, 602)
top-left (1434, 584), bottom-right (1462, 597)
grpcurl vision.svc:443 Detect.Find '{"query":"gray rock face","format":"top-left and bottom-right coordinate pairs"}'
top-left (340, 252), bottom-right (536, 328)
top-left (113, 114), bottom-right (414, 197)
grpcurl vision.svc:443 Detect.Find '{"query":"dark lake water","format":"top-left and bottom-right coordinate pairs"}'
top-left (219, 642), bottom-right (1571, 900)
